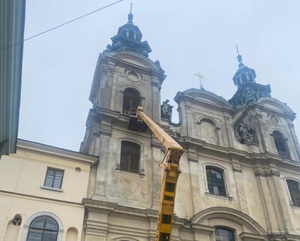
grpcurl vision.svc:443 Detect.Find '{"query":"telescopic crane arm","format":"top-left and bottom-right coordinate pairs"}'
top-left (128, 106), bottom-right (184, 241)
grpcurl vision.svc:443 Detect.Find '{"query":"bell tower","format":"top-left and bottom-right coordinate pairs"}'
top-left (80, 11), bottom-right (166, 208)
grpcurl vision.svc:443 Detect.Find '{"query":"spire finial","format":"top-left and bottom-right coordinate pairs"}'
top-left (236, 44), bottom-right (243, 65)
top-left (236, 44), bottom-right (240, 55)
top-left (195, 72), bottom-right (205, 89)
top-left (128, 3), bottom-right (134, 24)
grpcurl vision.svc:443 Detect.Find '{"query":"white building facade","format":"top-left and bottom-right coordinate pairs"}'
top-left (0, 140), bottom-right (97, 241)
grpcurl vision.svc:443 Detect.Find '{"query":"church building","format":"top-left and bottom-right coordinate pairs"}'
top-left (80, 11), bottom-right (300, 241)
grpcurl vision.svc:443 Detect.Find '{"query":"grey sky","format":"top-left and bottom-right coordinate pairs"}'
top-left (20, 0), bottom-right (300, 151)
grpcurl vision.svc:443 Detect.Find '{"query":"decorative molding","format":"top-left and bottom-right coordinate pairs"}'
top-left (93, 124), bottom-right (112, 136)
top-left (239, 232), bottom-right (266, 241)
top-left (152, 79), bottom-right (161, 89)
top-left (99, 129), bottom-right (112, 136)
top-left (232, 162), bottom-right (242, 173)
top-left (124, 68), bottom-right (142, 83)
top-left (254, 165), bottom-right (280, 177)
top-left (268, 114), bottom-right (280, 125)
top-left (188, 158), bottom-right (198, 163)
top-left (188, 151), bottom-right (198, 163)
top-left (85, 219), bottom-right (108, 237)
top-left (266, 233), bottom-right (288, 241)
top-left (93, 126), bottom-right (101, 136)
top-left (189, 206), bottom-right (267, 236)
top-left (204, 192), bottom-right (233, 201)
top-left (98, 124), bottom-right (112, 137)
top-left (102, 63), bottom-right (115, 75)
top-left (224, 116), bottom-right (231, 121)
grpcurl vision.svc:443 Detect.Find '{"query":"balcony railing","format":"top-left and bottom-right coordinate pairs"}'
top-left (278, 151), bottom-right (291, 159)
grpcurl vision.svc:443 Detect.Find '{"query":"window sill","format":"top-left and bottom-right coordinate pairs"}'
top-left (205, 191), bottom-right (233, 201)
top-left (115, 168), bottom-right (145, 177)
top-left (41, 186), bottom-right (63, 192)
top-left (291, 204), bottom-right (300, 209)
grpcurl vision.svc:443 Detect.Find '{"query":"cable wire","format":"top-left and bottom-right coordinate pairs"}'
top-left (0, 0), bottom-right (124, 53)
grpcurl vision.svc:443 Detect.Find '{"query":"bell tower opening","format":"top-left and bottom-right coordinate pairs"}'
top-left (122, 88), bottom-right (141, 115)
top-left (272, 130), bottom-right (290, 158)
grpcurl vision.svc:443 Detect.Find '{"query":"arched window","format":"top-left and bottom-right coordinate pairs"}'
top-left (120, 141), bottom-right (140, 173)
top-left (272, 131), bottom-right (290, 158)
top-left (123, 88), bottom-right (141, 115)
top-left (215, 227), bottom-right (235, 241)
top-left (206, 166), bottom-right (226, 196)
top-left (287, 179), bottom-right (300, 206)
top-left (26, 215), bottom-right (58, 241)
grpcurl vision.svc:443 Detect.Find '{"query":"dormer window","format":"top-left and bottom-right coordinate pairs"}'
top-left (272, 131), bottom-right (290, 158)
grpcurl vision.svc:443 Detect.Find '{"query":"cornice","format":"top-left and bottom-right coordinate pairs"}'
top-left (82, 198), bottom-right (158, 217)
top-left (16, 139), bottom-right (98, 165)
top-left (87, 108), bottom-right (300, 169)
top-left (179, 136), bottom-right (300, 169)
top-left (1, 190), bottom-right (83, 207)
top-left (174, 91), bottom-right (234, 114)
top-left (266, 233), bottom-right (300, 241)
top-left (102, 52), bottom-right (166, 81)
top-left (233, 102), bottom-right (296, 122)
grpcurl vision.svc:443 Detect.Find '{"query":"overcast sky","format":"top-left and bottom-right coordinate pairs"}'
top-left (20, 0), bottom-right (300, 151)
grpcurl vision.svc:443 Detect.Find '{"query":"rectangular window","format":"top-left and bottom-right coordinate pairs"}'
top-left (120, 141), bottom-right (140, 173)
top-left (206, 166), bottom-right (226, 196)
top-left (44, 167), bottom-right (64, 189)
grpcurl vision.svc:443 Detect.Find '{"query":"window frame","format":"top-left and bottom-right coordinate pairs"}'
top-left (272, 130), bottom-right (290, 159)
top-left (22, 212), bottom-right (63, 241)
top-left (286, 178), bottom-right (300, 207)
top-left (43, 167), bottom-right (64, 190)
top-left (203, 164), bottom-right (231, 199)
top-left (26, 215), bottom-right (58, 241)
top-left (206, 166), bottom-right (226, 196)
top-left (215, 227), bottom-right (236, 241)
top-left (122, 88), bottom-right (141, 115)
top-left (118, 139), bottom-right (144, 175)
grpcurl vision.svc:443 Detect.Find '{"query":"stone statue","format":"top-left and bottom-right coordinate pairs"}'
top-left (236, 122), bottom-right (255, 144)
top-left (161, 99), bottom-right (173, 121)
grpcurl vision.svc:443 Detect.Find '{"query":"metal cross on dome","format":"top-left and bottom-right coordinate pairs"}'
top-left (195, 72), bottom-right (205, 89)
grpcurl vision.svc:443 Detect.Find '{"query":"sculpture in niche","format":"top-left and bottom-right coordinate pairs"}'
top-left (235, 122), bottom-right (256, 144)
top-left (161, 99), bottom-right (173, 121)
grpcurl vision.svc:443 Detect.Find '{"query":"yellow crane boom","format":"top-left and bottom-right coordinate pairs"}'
top-left (128, 106), bottom-right (183, 241)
